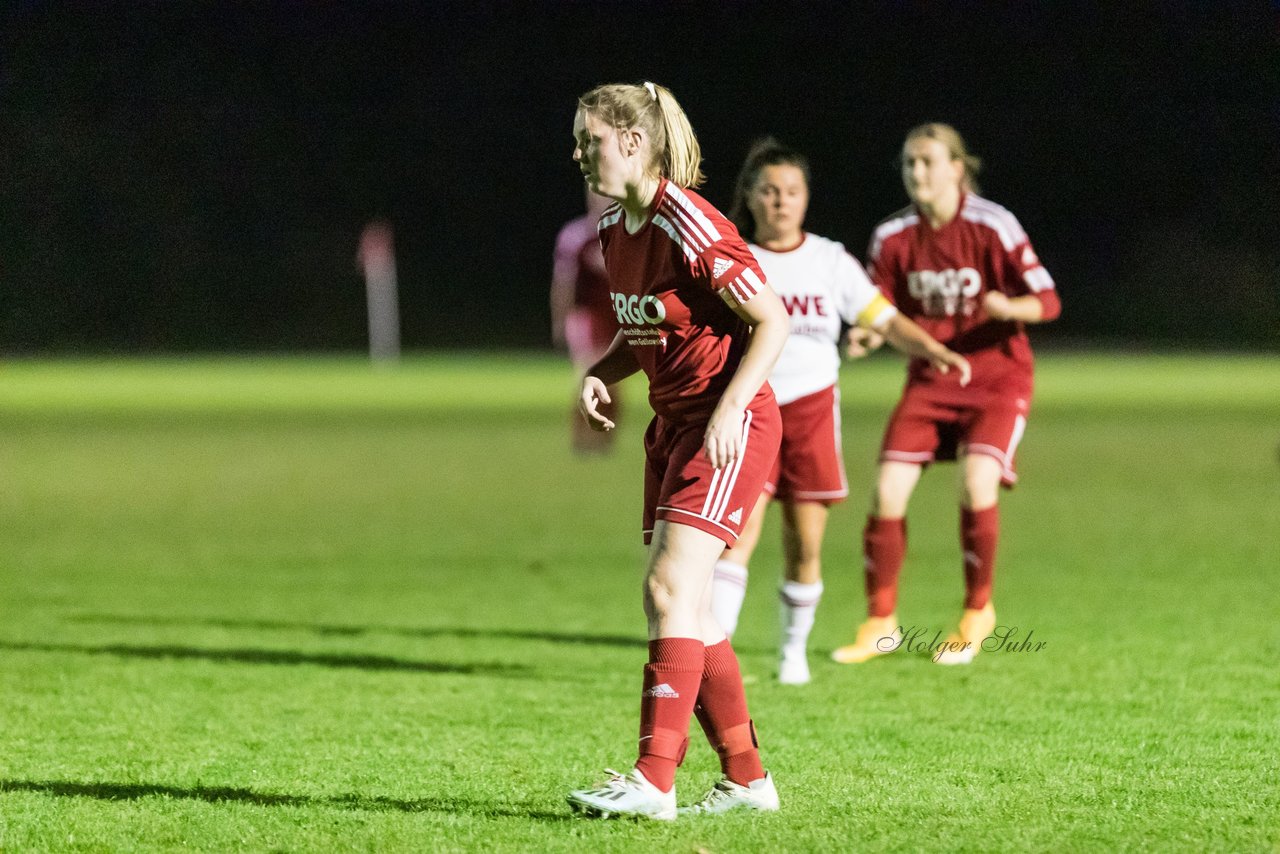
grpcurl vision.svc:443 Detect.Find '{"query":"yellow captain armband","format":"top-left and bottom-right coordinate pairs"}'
top-left (856, 294), bottom-right (897, 330)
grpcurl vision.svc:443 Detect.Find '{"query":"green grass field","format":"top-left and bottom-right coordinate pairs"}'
top-left (1, 351), bottom-right (1277, 852)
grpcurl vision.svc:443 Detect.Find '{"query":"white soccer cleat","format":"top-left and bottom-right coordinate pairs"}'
top-left (567, 767), bottom-right (676, 821)
top-left (933, 644), bottom-right (976, 665)
top-left (681, 771), bottom-right (780, 816)
top-left (777, 653), bottom-right (811, 685)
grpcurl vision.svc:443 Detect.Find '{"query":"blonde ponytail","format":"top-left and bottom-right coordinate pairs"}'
top-left (577, 81), bottom-right (706, 189)
top-left (650, 84), bottom-right (706, 188)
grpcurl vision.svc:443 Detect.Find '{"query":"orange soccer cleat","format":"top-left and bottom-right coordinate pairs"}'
top-left (933, 603), bottom-right (996, 665)
top-left (830, 615), bottom-right (903, 664)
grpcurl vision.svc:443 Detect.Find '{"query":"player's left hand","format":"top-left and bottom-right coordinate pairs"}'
top-left (983, 291), bottom-right (1013, 321)
top-left (845, 326), bottom-right (885, 359)
top-left (703, 404), bottom-right (746, 469)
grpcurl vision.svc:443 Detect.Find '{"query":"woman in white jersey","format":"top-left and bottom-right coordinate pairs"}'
top-left (710, 138), bottom-right (970, 684)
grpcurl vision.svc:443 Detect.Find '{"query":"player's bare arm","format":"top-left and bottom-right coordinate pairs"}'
top-left (983, 291), bottom-right (1048, 323)
top-left (580, 331), bottom-right (639, 431)
top-left (880, 313), bottom-right (972, 386)
top-left (703, 287), bottom-right (789, 469)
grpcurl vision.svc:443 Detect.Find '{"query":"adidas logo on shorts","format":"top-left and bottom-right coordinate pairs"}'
top-left (711, 257), bottom-right (733, 279)
top-left (644, 683), bottom-right (679, 698)
top-left (727, 507), bottom-right (743, 525)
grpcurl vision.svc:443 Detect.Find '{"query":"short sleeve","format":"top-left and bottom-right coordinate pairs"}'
top-left (995, 216), bottom-right (1061, 321)
top-left (656, 183), bottom-right (768, 307)
top-left (695, 238), bottom-right (768, 307)
top-left (1004, 233), bottom-right (1055, 298)
top-left (835, 246), bottom-right (898, 330)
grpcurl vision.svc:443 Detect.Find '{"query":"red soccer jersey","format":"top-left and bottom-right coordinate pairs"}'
top-left (866, 193), bottom-right (1060, 387)
top-left (597, 179), bottom-right (775, 421)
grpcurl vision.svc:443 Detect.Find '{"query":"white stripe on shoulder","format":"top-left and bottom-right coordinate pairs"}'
top-left (873, 208), bottom-right (920, 242)
top-left (597, 208), bottom-right (623, 231)
top-left (870, 208), bottom-right (919, 257)
top-left (664, 184), bottom-right (723, 243)
top-left (961, 195), bottom-right (1028, 251)
top-left (1024, 266), bottom-right (1055, 292)
top-left (658, 200), bottom-right (710, 250)
top-left (651, 213), bottom-right (698, 262)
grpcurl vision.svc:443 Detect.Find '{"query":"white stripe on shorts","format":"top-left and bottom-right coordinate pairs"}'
top-left (658, 506), bottom-right (738, 539)
top-left (708, 410), bottom-right (753, 521)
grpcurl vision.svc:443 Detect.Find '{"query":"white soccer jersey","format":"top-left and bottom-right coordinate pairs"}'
top-left (750, 233), bottom-right (897, 404)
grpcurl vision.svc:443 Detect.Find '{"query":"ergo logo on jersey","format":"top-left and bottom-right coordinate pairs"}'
top-left (612, 292), bottom-right (667, 326)
top-left (907, 267), bottom-right (982, 316)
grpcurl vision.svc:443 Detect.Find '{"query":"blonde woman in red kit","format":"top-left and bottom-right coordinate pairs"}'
top-left (565, 81), bottom-right (788, 820)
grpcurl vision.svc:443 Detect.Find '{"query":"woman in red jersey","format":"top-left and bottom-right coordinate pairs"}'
top-left (565, 82), bottom-right (788, 820)
top-left (831, 123), bottom-right (1061, 667)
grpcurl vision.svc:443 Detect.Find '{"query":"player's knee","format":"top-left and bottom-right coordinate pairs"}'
top-left (961, 456), bottom-right (1002, 508)
top-left (962, 483), bottom-right (999, 510)
top-left (873, 480), bottom-right (910, 517)
top-left (643, 572), bottom-right (674, 615)
top-left (645, 564), bottom-right (698, 620)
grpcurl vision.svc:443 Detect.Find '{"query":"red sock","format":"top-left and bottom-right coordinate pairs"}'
top-left (634, 638), bottom-right (704, 793)
top-left (693, 640), bottom-right (764, 786)
top-left (864, 516), bottom-right (906, 618)
top-left (961, 506), bottom-right (999, 609)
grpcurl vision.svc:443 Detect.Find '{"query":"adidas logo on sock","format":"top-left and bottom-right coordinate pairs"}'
top-left (711, 257), bottom-right (733, 279)
top-left (727, 507), bottom-right (743, 525)
top-left (644, 683), bottom-right (679, 698)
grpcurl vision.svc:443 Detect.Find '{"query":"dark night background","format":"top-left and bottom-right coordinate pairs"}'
top-left (1, 1), bottom-right (1276, 353)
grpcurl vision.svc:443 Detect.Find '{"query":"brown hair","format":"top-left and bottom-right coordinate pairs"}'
top-left (903, 123), bottom-right (982, 193)
top-left (728, 136), bottom-right (811, 238)
top-left (577, 81), bottom-right (706, 188)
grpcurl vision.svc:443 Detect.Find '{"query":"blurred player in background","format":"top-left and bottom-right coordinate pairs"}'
top-left (832, 123), bottom-right (1061, 666)
top-left (565, 81), bottom-right (788, 820)
top-left (711, 139), bottom-right (970, 685)
top-left (551, 188), bottom-right (620, 453)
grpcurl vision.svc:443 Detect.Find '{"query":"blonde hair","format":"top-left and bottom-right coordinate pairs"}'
top-left (904, 123), bottom-right (982, 193)
top-left (577, 81), bottom-right (706, 188)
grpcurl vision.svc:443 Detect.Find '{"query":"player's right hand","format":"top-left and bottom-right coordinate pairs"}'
top-left (930, 349), bottom-right (972, 387)
top-left (579, 376), bottom-right (615, 431)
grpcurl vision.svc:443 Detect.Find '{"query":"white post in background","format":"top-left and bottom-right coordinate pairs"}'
top-left (358, 219), bottom-right (401, 364)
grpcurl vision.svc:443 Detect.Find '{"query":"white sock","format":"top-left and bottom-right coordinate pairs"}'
top-left (711, 560), bottom-right (749, 638)
top-left (779, 579), bottom-right (824, 659)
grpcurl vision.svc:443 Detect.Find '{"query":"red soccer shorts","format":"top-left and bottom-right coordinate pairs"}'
top-left (879, 381), bottom-right (1031, 487)
top-left (643, 398), bottom-right (782, 547)
top-left (763, 384), bottom-right (848, 504)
